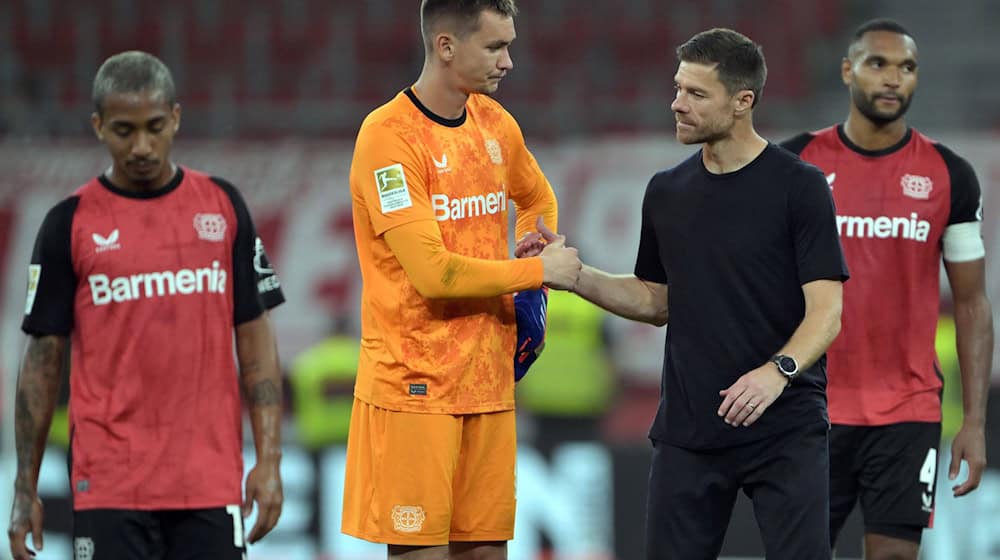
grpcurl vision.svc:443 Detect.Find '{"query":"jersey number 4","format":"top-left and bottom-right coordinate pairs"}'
top-left (919, 448), bottom-right (937, 493)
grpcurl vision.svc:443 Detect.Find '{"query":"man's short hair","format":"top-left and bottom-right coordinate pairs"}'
top-left (852, 18), bottom-right (913, 42)
top-left (420, 0), bottom-right (518, 48)
top-left (676, 28), bottom-right (767, 108)
top-left (848, 18), bottom-right (914, 57)
top-left (92, 51), bottom-right (176, 115)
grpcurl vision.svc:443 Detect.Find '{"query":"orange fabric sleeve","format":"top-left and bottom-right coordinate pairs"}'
top-left (350, 113), bottom-right (436, 237)
top-left (504, 111), bottom-right (559, 239)
top-left (384, 219), bottom-right (544, 299)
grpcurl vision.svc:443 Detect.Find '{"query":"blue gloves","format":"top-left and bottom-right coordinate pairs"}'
top-left (514, 288), bottom-right (548, 382)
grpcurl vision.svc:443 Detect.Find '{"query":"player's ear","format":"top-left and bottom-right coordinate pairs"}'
top-left (841, 57), bottom-right (852, 86)
top-left (91, 112), bottom-right (104, 141)
top-left (172, 103), bottom-right (182, 134)
top-left (436, 33), bottom-right (456, 62)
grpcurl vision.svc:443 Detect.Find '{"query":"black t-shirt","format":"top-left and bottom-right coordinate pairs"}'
top-left (635, 143), bottom-right (849, 449)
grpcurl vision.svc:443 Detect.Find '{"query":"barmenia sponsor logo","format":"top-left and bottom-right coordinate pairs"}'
top-left (432, 189), bottom-right (507, 222)
top-left (836, 212), bottom-right (931, 242)
top-left (88, 261), bottom-right (227, 305)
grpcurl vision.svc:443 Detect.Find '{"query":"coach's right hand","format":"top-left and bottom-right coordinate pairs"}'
top-left (8, 488), bottom-right (44, 560)
top-left (718, 362), bottom-right (788, 427)
top-left (537, 219), bottom-right (581, 290)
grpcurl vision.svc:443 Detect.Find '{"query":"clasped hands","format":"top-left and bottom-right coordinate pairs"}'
top-left (516, 217), bottom-right (581, 291)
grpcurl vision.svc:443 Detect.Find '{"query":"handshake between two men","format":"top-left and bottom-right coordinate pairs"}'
top-left (521, 217), bottom-right (582, 290)
top-left (512, 217), bottom-right (582, 381)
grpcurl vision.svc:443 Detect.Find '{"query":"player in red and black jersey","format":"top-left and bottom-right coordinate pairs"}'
top-left (8, 52), bottom-right (286, 560)
top-left (781, 19), bottom-right (993, 560)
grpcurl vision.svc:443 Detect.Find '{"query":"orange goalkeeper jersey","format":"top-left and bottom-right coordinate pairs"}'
top-left (350, 88), bottom-right (557, 414)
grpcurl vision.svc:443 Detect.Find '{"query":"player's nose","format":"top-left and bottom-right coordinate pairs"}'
top-left (498, 47), bottom-right (513, 71)
top-left (883, 67), bottom-right (902, 88)
top-left (132, 131), bottom-right (154, 156)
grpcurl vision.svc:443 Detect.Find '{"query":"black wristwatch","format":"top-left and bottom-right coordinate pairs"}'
top-left (771, 354), bottom-right (799, 384)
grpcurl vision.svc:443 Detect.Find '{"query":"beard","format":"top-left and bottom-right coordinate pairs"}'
top-left (852, 85), bottom-right (913, 125)
top-left (675, 117), bottom-right (732, 145)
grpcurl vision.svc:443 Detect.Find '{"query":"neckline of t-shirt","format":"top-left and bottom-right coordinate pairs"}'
top-left (835, 123), bottom-right (912, 157)
top-left (697, 143), bottom-right (772, 180)
top-left (98, 167), bottom-right (184, 199)
top-left (404, 87), bottom-right (467, 128)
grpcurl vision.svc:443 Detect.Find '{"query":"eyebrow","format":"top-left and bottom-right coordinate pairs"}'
top-left (675, 81), bottom-right (708, 94)
top-left (865, 54), bottom-right (918, 66)
top-left (111, 115), bottom-right (167, 124)
top-left (108, 115), bottom-right (167, 128)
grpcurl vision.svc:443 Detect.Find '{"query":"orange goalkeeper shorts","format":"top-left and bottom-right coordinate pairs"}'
top-left (341, 398), bottom-right (517, 546)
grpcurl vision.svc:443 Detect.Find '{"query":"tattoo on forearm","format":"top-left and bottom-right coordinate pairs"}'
top-left (14, 390), bottom-right (35, 490)
top-left (25, 336), bottom-right (61, 373)
top-left (248, 379), bottom-right (281, 406)
top-left (14, 336), bottom-right (65, 485)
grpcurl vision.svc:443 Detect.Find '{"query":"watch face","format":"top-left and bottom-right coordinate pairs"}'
top-left (778, 356), bottom-right (797, 374)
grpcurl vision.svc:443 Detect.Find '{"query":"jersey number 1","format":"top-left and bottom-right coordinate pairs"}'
top-left (226, 505), bottom-right (246, 548)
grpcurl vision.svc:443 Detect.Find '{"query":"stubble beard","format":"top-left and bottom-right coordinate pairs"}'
top-left (852, 85), bottom-right (913, 126)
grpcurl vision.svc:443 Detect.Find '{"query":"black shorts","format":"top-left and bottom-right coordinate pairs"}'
top-left (646, 421), bottom-right (830, 560)
top-left (73, 507), bottom-right (246, 560)
top-left (829, 422), bottom-right (941, 545)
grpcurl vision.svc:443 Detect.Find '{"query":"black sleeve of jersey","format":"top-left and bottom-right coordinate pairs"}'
top-left (778, 133), bottom-right (815, 156)
top-left (633, 175), bottom-right (669, 284)
top-left (211, 177), bottom-right (286, 325)
top-left (789, 166), bottom-right (850, 284)
top-left (21, 196), bottom-right (80, 336)
top-left (933, 143), bottom-right (983, 224)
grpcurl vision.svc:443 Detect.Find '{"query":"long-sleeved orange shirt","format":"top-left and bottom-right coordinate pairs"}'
top-left (350, 88), bottom-right (558, 414)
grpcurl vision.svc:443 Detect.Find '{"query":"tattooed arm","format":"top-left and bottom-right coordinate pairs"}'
top-left (8, 335), bottom-right (67, 560)
top-left (235, 312), bottom-right (283, 544)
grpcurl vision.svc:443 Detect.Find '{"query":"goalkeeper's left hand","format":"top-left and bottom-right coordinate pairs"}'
top-left (514, 288), bottom-right (548, 381)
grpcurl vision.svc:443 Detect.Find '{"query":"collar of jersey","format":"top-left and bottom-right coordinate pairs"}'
top-left (836, 124), bottom-right (912, 157)
top-left (98, 167), bottom-right (185, 199)
top-left (405, 88), bottom-right (467, 128)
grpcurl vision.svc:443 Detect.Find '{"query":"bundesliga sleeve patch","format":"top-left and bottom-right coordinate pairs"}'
top-left (374, 163), bottom-right (413, 214)
top-left (24, 264), bottom-right (40, 314)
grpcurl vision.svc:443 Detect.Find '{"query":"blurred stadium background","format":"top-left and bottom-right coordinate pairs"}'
top-left (1, 1), bottom-right (999, 558)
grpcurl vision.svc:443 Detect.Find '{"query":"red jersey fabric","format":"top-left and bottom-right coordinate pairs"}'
top-left (783, 126), bottom-right (982, 425)
top-left (22, 167), bottom-right (284, 510)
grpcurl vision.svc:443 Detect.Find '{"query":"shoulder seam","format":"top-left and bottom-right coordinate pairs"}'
top-left (208, 175), bottom-right (237, 190)
top-left (778, 132), bottom-right (816, 156)
top-left (51, 195), bottom-right (82, 226)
